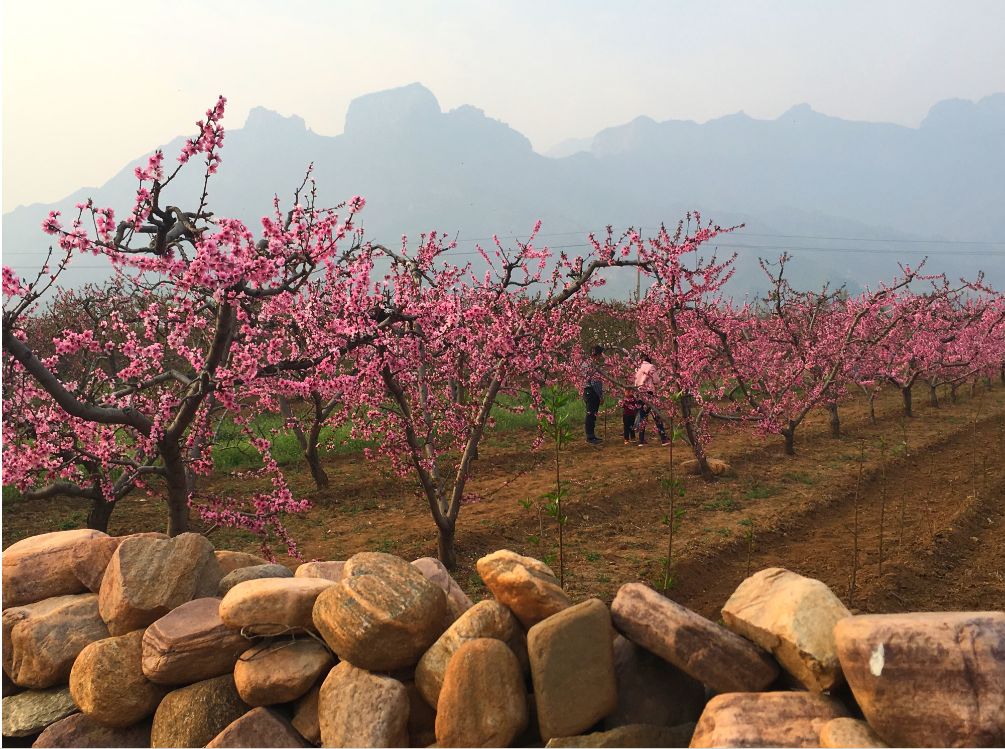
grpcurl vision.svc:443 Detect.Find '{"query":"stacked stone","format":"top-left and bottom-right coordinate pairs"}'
top-left (3, 530), bottom-right (1004, 748)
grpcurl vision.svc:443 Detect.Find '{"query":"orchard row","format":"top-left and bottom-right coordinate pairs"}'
top-left (4, 98), bottom-right (1003, 567)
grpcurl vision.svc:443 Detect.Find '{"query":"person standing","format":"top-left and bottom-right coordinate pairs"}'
top-left (581, 345), bottom-right (605, 444)
top-left (621, 391), bottom-right (641, 444)
top-left (634, 354), bottom-right (668, 445)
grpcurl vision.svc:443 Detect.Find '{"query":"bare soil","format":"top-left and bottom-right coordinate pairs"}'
top-left (4, 385), bottom-right (1004, 619)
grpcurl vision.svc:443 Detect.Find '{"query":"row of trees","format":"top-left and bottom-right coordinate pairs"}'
top-left (4, 99), bottom-right (1004, 566)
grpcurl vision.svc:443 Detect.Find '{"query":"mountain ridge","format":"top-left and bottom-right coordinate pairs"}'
top-left (4, 83), bottom-right (1003, 297)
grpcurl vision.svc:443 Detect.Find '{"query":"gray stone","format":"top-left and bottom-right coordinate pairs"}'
top-left (218, 564), bottom-right (293, 596)
top-left (2, 687), bottom-right (78, 738)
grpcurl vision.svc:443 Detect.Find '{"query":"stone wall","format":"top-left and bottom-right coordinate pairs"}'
top-left (2, 529), bottom-right (1003, 747)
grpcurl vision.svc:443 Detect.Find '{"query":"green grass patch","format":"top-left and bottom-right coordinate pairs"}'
top-left (702, 495), bottom-right (741, 512)
top-left (744, 482), bottom-right (777, 500)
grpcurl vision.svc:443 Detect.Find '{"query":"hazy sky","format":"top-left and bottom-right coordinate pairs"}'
top-left (3, 0), bottom-right (1004, 211)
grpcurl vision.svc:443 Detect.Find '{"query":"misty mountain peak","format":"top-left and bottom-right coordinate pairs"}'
top-left (778, 102), bottom-right (820, 122)
top-left (344, 82), bottom-right (441, 136)
top-left (243, 106), bottom-right (308, 133)
top-left (922, 93), bottom-right (1005, 133)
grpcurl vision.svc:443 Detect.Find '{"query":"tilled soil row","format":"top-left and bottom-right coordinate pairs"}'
top-left (670, 411), bottom-right (1005, 619)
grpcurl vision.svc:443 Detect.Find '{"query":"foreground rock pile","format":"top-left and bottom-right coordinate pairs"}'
top-left (2, 530), bottom-right (1003, 747)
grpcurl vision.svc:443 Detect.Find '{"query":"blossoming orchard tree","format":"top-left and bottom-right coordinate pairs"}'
top-left (629, 216), bottom-right (739, 479)
top-left (704, 255), bottom-right (928, 455)
top-left (2, 98), bottom-right (387, 553)
top-left (353, 225), bottom-right (665, 568)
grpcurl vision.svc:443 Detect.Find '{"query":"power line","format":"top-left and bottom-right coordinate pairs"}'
top-left (25, 242), bottom-right (1005, 269)
top-left (6, 229), bottom-right (1005, 258)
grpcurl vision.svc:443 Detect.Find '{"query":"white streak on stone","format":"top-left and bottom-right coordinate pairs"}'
top-left (869, 643), bottom-right (885, 676)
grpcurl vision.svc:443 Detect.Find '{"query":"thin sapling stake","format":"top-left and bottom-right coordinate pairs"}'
top-left (540, 386), bottom-right (573, 587)
top-left (849, 440), bottom-right (865, 605)
top-left (878, 437), bottom-right (887, 578)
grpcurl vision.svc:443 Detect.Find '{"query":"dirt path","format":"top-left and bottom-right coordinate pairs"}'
top-left (670, 411), bottom-right (1005, 619)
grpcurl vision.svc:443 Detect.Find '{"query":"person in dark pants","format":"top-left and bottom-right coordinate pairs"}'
top-left (581, 345), bottom-right (605, 443)
top-left (621, 392), bottom-right (641, 444)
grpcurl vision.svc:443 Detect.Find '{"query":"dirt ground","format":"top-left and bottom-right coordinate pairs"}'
top-left (4, 385), bottom-right (1004, 619)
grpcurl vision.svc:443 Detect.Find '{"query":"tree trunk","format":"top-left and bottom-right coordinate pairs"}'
top-left (162, 442), bottom-right (190, 536)
top-left (782, 427), bottom-right (796, 456)
top-left (437, 522), bottom-right (457, 570)
top-left (826, 402), bottom-right (840, 437)
top-left (305, 422), bottom-right (330, 490)
top-left (902, 386), bottom-right (913, 418)
top-left (928, 383), bottom-right (939, 408)
top-left (681, 394), bottom-right (713, 480)
top-left (87, 498), bottom-right (115, 533)
top-left (950, 384), bottom-right (959, 404)
top-left (868, 393), bottom-right (877, 424)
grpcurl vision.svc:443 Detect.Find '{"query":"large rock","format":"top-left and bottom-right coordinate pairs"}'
top-left (415, 599), bottom-right (518, 708)
top-left (71, 532), bottom-right (169, 593)
top-left (435, 638), bottom-right (528, 747)
top-left (318, 661), bottom-right (409, 748)
top-left (818, 718), bottom-right (889, 748)
top-left (2, 687), bottom-right (78, 738)
top-left (3, 593), bottom-right (109, 688)
top-left (291, 684), bottom-right (321, 745)
top-left (70, 629), bottom-right (167, 728)
top-left (412, 556), bottom-right (473, 623)
top-left (234, 639), bottom-right (334, 706)
top-left (98, 533), bottom-right (223, 635)
top-left (528, 598), bottom-right (618, 741)
top-left (219, 564), bottom-right (294, 596)
top-left (605, 635), bottom-right (705, 729)
top-left (690, 692), bottom-right (848, 748)
top-left (834, 612), bottom-right (1005, 747)
top-left (220, 578), bottom-right (334, 636)
top-left (32, 713), bottom-right (152, 748)
top-left (206, 707), bottom-right (307, 748)
top-left (141, 597), bottom-right (249, 685)
top-left (2, 530), bottom-right (107, 609)
top-left (610, 583), bottom-right (778, 693)
top-left (312, 552), bottom-right (447, 671)
top-left (681, 458), bottom-right (731, 476)
top-left (722, 567), bottom-right (850, 692)
top-left (476, 549), bottom-right (570, 628)
top-left (150, 674), bottom-right (249, 748)
top-left (215, 551), bottom-right (270, 575)
top-left (294, 561), bottom-right (346, 582)
top-left (545, 723), bottom-right (696, 748)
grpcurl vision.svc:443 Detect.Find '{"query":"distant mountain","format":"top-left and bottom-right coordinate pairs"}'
top-left (4, 83), bottom-right (1004, 297)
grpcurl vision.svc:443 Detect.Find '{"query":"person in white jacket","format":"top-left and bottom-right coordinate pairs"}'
top-left (634, 354), bottom-right (668, 446)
